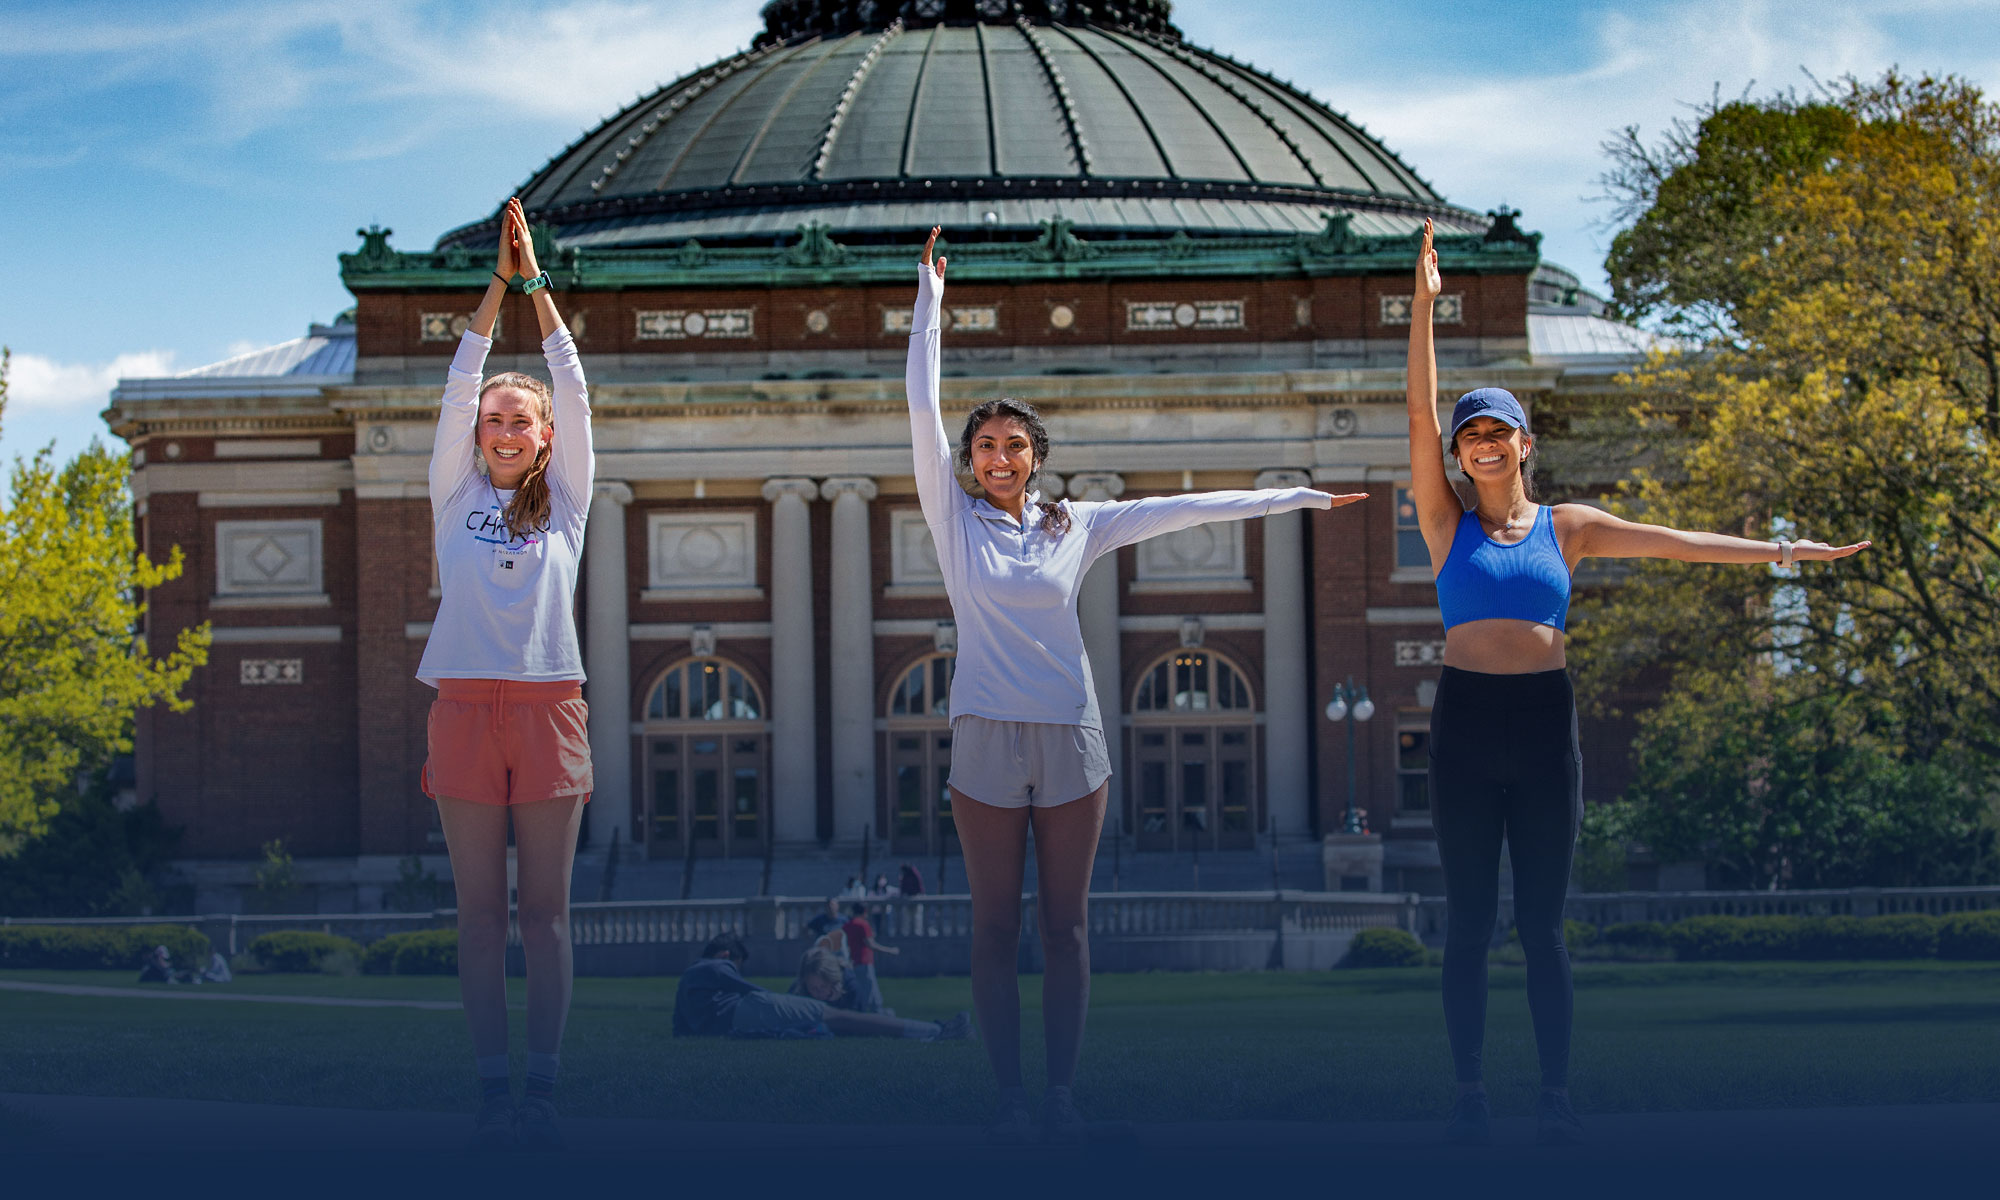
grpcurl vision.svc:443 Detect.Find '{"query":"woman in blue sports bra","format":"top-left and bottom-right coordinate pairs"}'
top-left (1405, 219), bottom-right (1869, 1147)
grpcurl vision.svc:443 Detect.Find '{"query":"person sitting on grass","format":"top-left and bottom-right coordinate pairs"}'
top-left (673, 934), bottom-right (968, 1041)
top-left (788, 946), bottom-right (865, 1012)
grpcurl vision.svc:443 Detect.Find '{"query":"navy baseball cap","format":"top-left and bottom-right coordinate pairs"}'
top-left (1449, 387), bottom-right (1528, 442)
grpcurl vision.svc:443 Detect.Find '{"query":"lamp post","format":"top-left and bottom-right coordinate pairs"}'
top-left (1324, 676), bottom-right (1376, 835)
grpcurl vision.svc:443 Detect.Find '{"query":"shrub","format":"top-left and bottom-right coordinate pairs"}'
top-left (1342, 927), bottom-right (1426, 968)
top-left (245, 931), bottom-right (363, 973)
top-left (1937, 911), bottom-right (2000, 960)
top-left (362, 929), bottom-right (458, 975)
top-left (1564, 919), bottom-right (1598, 948)
top-left (1667, 915), bottom-right (1806, 961)
top-left (1796, 915), bottom-right (1938, 960)
top-left (0, 923), bottom-right (209, 969)
top-left (1602, 922), bottom-right (1670, 951)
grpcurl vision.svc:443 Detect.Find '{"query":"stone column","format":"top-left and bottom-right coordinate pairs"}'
top-left (1068, 472), bottom-right (1126, 830)
top-left (585, 481), bottom-right (635, 856)
top-left (763, 478), bottom-right (820, 847)
top-left (1256, 469), bottom-right (1313, 842)
top-left (821, 476), bottom-right (878, 845)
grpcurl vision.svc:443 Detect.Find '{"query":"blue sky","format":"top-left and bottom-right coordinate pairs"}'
top-left (3, 0), bottom-right (1997, 464)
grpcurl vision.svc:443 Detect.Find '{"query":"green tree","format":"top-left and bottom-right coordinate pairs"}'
top-left (0, 347), bottom-right (210, 851)
top-left (1574, 73), bottom-right (2000, 886)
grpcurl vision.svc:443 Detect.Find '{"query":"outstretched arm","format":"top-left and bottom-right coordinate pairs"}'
top-left (428, 214), bottom-right (519, 513)
top-left (1405, 219), bottom-right (1460, 571)
top-left (1559, 504), bottom-right (1870, 568)
top-left (1082, 487), bottom-right (1366, 562)
top-left (906, 226), bottom-right (967, 524)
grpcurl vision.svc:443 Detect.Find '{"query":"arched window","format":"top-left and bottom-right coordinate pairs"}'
top-left (1133, 650), bottom-right (1253, 713)
top-left (637, 658), bottom-right (768, 859)
top-left (883, 654), bottom-right (956, 854)
top-left (645, 659), bottom-right (763, 721)
top-left (1129, 649), bottom-right (1258, 852)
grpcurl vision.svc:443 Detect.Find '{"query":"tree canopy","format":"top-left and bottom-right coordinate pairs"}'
top-left (0, 349), bottom-right (209, 852)
top-left (1575, 73), bottom-right (2000, 888)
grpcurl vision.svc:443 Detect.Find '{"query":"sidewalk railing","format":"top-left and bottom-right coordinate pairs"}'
top-left (1412, 885), bottom-right (2000, 939)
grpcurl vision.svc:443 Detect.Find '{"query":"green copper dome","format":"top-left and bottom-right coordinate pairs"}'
top-left (438, 0), bottom-right (1488, 251)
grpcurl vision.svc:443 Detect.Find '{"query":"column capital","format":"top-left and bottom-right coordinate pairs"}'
top-left (1254, 469), bottom-right (1313, 491)
top-left (819, 476), bottom-right (879, 503)
top-left (592, 480), bottom-right (635, 506)
top-left (1067, 472), bottom-right (1126, 502)
top-left (761, 477), bottom-right (819, 504)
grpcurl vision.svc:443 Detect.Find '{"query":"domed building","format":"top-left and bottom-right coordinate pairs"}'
top-left (108, 0), bottom-right (1660, 908)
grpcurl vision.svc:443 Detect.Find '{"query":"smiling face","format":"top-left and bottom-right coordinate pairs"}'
top-left (1451, 416), bottom-right (1531, 484)
top-left (969, 415), bottom-right (1038, 508)
top-left (477, 385), bottom-right (551, 489)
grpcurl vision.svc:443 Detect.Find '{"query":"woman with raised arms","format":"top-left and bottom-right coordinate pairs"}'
top-left (907, 227), bottom-right (1367, 1143)
top-left (1405, 218), bottom-right (1869, 1146)
top-left (417, 198), bottom-right (595, 1152)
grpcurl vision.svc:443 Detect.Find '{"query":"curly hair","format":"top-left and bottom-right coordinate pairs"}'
top-left (956, 397), bottom-right (1071, 536)
top-left (477, 372), bottom-right (555, 539)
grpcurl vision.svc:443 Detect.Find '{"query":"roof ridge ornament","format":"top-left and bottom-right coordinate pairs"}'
top-left (783, 222), bottom-right (852, 267)
top-left (1026, 216), bottom-right (1097, 263)
top-left (812, 19), bottom-right (903, 180)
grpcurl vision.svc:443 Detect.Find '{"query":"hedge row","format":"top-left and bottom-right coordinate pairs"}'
top-left (360, 929), bottom-right (458, 975)
top-left (1652, 912), bottom-right (2000, 961)
top-left (244, 931), bottom-right (362, 973)
top-left (0, 924), bottom-right (211, 970)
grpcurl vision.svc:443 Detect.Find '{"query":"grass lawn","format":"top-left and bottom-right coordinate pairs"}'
top-left (4, 963), bottom-right (1997, 1123)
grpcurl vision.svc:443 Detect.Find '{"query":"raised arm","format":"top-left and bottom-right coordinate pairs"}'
top-left (1406, 219), bottom-right (1461, 570)
top-left (427, 214), bottom-right (518, 514)
top-left (1558, 504), bottom-right (1870, 568)
top-left (905, 226), bottom-right (967, 523)
top-left (1082, 487), bottom-right (1365, 561)
top-left (504, 200), bottom-right (595, 505)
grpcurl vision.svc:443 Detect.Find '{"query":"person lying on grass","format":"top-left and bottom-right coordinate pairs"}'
top-left (673, 934), bottom-right (969, 1041)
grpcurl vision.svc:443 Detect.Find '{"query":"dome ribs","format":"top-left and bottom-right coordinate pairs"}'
top-left (728, 33), bottom-right (860, 187)
top-left (811, 20), bottom-right (904, 181)
top-left (898, 22), bottom-right (943, 180)
top-left (1092, 26), bottom-right (1257, 183)
top-left (648, 40), bottom-right (819, 193)
top-left (1119, 27), bottom-right (1325, 188)
top-left (1014, 16), bottom-right (1091, 175)
top-left (1044, 23), bottom-right (1173, 179)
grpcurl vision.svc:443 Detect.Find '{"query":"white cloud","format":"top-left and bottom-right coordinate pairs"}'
top-left (1179, 0), bottom-right (2000, 289)
top-left (5, 350), bottom-right (179, 413)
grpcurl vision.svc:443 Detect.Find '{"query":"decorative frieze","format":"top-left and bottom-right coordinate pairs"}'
top-left (1379, 293), bottom-right (1463, 326)
top-left (215, 519), bottom-right (323, 599)
top-left (421, 313), bottom-right (500, 342)
top-left (1125, 300), bottom-right (1245, 332)
top-left (636, 309), bottom-right (755, 340)
top-left (889, 509), bottom-right (944, 588)
top-left (880, 305), bottom-right (1000, 336)
top-left (240, 659), bottom-right (303, 685)
top-left (647, 511), bottom-right (757, 592)
top-left (1395, 640), bottom-right (1448, 667)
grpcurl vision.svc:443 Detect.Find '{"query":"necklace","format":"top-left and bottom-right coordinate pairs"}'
top-left (1477, 502), bottom-right (1532, 534)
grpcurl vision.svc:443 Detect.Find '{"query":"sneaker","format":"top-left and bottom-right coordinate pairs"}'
top-left (933, 1011), bottom-right (973, 1041)
top-left (985, 1092), bottom-right (1036, 1145)
top-left (1535, 1091), bottom-right (1585, 1146)
top-left (1442, 1091), bottom-right (1491, 1145)
top-left (514, 1094), bottom-right (567, 1152)
top-left (468, 1093), bottom-right (515, 1151)
top-left (1042, 1087), bottom-right (1088, 1147)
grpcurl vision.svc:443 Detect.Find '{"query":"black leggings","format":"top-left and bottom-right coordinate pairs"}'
top-left (1429, 666), bottom-right (1581, 1089)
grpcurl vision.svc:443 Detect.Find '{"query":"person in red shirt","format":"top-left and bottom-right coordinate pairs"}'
top-left (843, 902), bottom-right (900, 1014)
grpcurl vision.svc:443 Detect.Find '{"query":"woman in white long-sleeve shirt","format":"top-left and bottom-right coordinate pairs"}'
top-left (418, 198), bottom-right (594, 1152)
top-left (907, 228), bottom-right (1365, 1142)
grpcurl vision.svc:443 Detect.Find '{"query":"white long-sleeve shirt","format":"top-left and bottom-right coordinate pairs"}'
top-left (417, 327), bottom-right (595, 686)
top-left (905, 265), bottom-right (1331, 729)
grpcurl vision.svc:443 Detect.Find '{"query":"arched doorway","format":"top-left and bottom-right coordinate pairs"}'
top-left (883, 653), bottom-right (956, 856)
top-left (1129, 649), bottom-right (1258, 852)
top-left (638, 658), bottom-right (769, 859)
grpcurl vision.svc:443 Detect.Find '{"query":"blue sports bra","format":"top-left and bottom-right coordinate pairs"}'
top-left (1435, 505), bottom-right (1572, 632)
